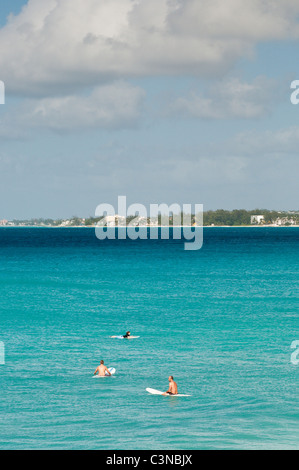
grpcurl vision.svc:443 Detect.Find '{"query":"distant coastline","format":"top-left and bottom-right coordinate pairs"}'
top-left (1, 209), bottom-right (298, 228)
top-left (1, 224), bottom-right (299, 229)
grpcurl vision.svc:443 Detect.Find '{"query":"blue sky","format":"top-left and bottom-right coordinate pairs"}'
top-left (0, 0), bottom-right (298, 219)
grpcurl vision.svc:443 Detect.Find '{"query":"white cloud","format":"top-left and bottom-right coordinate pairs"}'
top-left (168, 76), bottom-right (275, 119)
top-left (232, 125), bottom-right (299, 156)
top-left (1, 0), bottom-right (299, 96)
top-left (0, 81), bottom-right (145, 133)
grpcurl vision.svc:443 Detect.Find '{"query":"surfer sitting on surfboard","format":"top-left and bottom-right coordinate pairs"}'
top-left (93, 360), bottom-right (111, 377)
top-left (162, 376), bottom-right (178, 396)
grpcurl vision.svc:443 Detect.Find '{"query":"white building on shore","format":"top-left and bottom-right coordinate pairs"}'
top-left (251, 215), bottom-right (265, 225)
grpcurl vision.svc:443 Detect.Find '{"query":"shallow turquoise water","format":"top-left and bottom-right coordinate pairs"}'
top-left (0, 227), bottom-right (298, 449)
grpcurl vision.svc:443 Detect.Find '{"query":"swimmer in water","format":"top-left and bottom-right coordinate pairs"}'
top-left (93, 360), bottom-right (111, 377)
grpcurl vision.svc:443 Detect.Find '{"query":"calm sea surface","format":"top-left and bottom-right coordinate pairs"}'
top-left (0, 227), bottom-right (298, 449)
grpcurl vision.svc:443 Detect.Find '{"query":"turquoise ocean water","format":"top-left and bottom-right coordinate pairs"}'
top-left (0, 227), bottom-right (298, 450)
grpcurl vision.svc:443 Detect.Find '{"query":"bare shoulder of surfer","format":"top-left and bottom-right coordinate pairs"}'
top-left (163, 375), bottom-right (178, 395)
top-left (94, 360), bottom-right (111, 376)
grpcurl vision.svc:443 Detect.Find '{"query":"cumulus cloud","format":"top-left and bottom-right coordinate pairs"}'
top-left (0, 81), bottom-right (145, 133)
top-left (232, 125), bottom-right (299, 156)
top-left (1, 0), bottom-right (299, 96)
top-left (168, 76), bottom-right (276, 119)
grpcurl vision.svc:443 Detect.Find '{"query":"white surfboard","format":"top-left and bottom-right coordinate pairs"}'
top-left (146, 388), bottom-right (191, 397)
top-left (110, 335), bottom-right (140, 339)
top-left (93, 367), bottom-right (116, 378)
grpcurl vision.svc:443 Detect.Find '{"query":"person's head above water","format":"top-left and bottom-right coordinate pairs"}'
top-left (100, 360), bottom-right (104, 365)
top-left (169, 375), bottom-right (174, 382)
top-left (126, 331), bottom-right (131, 336)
